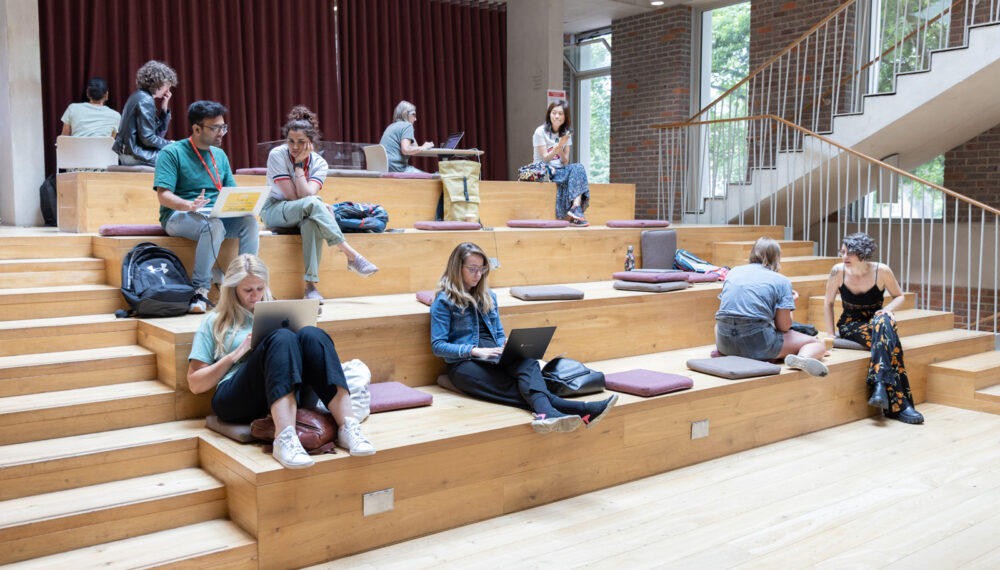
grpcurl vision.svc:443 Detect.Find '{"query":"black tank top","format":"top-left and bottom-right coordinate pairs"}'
top-left (840, 264), bottom-right (884, 309)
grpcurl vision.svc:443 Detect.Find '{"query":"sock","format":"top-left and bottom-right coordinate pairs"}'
top-left (529, 393), bottom-right (566, 418)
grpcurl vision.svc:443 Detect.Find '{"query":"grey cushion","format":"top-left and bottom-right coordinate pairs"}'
top-left (510, 285), bottom-right (584, 301)
top-left (613, 270), bottom-right (688, 283)
top-left (613, 280), bottom-right (689, 293)
top-left (106, 164), bottom-right (155, 173)
top-left (328, 168), bottom-right (382, 178)
top-left (205, 415), bottom-right (256, 443)
top-left (641, 229), bottom-right (677, 270)
top-left (686, 356), bottom-right (782, 379)
top-left (834, 338), bottom-right (868, 350)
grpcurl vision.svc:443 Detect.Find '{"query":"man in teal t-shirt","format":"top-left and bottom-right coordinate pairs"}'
top-left (153, 100), bottom-right (259, 313)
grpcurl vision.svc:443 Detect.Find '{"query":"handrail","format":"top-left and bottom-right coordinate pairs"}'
top-left (688, 0), bottom-right (859, 123)
top-left (652, 114), bottom-right (1000, 217)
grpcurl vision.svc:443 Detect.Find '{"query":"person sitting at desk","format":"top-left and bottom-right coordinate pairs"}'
top-left (113, 60), bottom-right (177, 166)
top-left (263, 106), bottom-right (379, 301)
top-left (153, 100), bottom-right (259, 314)
top-left (379, 100), bottom-right (433, 173)
top-left (60, 77), bottom-right (120, 138)
top-left (187, 254), bottom-right (375, 469)
top-left (430, 242), bottom-right (618, 433)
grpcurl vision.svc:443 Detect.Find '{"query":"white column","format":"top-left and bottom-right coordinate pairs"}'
top-left (505, 0), bottom-right (564, 180)
top-left (0, 0), bottom-right (45, 226)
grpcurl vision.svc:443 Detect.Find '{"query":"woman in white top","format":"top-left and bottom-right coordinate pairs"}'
top-left (60, 77), bottom-right (120, 138)
top-left (262, 106), bottom-right (378, 302)
top-left (532, 100), bottom-right (590, 226)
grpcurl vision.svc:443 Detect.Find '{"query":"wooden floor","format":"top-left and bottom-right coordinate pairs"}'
top-left (326, 403), bottom-right (1000, 569)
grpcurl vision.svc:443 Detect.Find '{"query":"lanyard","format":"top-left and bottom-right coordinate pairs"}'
top-left (189, 137), bottom-right (222, 191)
top-left (288, 148), bottom-right (310, 172)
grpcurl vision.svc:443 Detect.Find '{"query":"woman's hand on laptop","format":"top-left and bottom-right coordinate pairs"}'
top-left (229, 334), bottom-right (252, 363)
top-left (471, 346), bottom-right (503, 359)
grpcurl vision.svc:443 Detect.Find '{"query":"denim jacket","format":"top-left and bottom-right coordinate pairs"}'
top-left (430, 290), bottom-right (506, 363)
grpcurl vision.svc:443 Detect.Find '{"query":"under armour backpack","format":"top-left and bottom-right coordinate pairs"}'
top-left (119, 242), bottom-right (197, 317)
top-left (331, 201), bottom-right (389, 233)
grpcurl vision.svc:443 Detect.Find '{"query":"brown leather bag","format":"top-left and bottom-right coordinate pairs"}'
top-left (250, 408), bottom-right (337, 455)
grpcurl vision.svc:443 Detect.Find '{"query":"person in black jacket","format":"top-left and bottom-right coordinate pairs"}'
top-left (113, 60), bottom-right (177, 166)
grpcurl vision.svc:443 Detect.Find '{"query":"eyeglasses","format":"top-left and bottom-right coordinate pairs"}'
top-left (200, 123), bottom-right (229, 134)
top-left (463, 265), bottom-right (488, 275)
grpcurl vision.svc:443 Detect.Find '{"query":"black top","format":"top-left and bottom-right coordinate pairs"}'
top-left (840, 264), bottom-right (884, 309)
top-left (477, 309), bottom-right (499, 349)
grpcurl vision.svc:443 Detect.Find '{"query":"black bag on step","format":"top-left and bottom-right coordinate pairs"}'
top-left (39, 174), bottom-right (57, 226)
top-left (119, 242), bottom-right (198, 317)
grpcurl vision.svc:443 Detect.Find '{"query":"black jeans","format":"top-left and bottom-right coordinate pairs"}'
top-left (447, 357), bottom-right (594, 416)
top-left (211, 326), bottom-right (348, 423)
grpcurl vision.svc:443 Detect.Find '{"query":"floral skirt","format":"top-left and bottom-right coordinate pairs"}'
top-left (837, 307), bottom-right (913, 412)
top-left (551, 163), bottom-right (590, 219)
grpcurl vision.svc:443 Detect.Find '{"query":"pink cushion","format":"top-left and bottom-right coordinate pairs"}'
top-left (606, 219), bottom-right (671, 228)
top-left (682, 271), bottom-right (721, 283)
top-left (612, 270), bottom-right (689, 283)
top-left (416, 290), bottom-right (435, 306)
top-left (235, 167), bottom-right (267, 175)
top-left (381, 172), bottom-right (435, 179)
top-left (605, 369), bottom-right (693, 397)
top-left (99, 224), bottom-right (167, 236)
top-left (369, 381), bottom-right (433, 413)
top-left (506, 219), bottom-right (571, 228)
top-left (413, 221), bottom-right (481, 230)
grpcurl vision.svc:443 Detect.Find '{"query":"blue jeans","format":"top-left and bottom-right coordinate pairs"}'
top-left (164, 211), bottom-right (259, 290)
top-left (715, 315), bottom-right (784, 361)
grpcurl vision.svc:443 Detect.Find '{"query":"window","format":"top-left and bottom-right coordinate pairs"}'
top-left (565, 32), bottom-right (611, 183)
top-left (863, 154), bottom-right (944, 219)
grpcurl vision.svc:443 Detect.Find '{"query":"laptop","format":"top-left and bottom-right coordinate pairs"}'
top-left (250, 299), bottom-right (320, 349)
top-left (435, 131), bottom-right (465, 151)
top-left (474, 326), bottom-right (556, 366)
top-left (196, 186), bottom-right (268, 218)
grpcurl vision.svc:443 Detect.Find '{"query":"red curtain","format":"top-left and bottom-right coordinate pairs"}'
top-left (38, 0), bottom-right (507, 180)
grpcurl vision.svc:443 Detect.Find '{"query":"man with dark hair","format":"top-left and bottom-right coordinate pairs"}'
top-left (60, 77), bottom-right (121, 137)
top-left (154, 100), bottom-right (259, 313)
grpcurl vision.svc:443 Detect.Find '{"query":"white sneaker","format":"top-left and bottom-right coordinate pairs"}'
top-left (785, 354), bottom-right (829, 377)
top-left (347, 255), bottom-right (379, 277)
top-left (189, 287), bottom-right (210, 314)
top-left (273, 425), bottom-right (314, 469)
top-left (338, 418), bottom-right (376, 456)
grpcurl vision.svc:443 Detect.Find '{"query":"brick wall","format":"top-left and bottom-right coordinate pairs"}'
top-left (944, 126), bottom-right (1000, 220)
top-left (610, 6), bottom-right (692, 219)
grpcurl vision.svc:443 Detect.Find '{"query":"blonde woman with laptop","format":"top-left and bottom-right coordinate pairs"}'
top-left (186, 254), bottom-right (375, 468)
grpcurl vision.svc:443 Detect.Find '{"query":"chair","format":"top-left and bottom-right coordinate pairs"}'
top-left (363, 144), bottom-right (389, 173)
top-left (55, 136), bottom-right (117, 170)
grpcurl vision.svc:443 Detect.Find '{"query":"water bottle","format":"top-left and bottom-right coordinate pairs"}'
top-left (625, 245), bottom-right (636, 271)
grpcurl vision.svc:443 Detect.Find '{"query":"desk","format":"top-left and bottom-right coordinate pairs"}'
top-left (412, 148), bottom-right (484, 158)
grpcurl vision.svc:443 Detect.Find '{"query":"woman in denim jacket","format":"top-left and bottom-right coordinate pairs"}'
top-left (430, 242), bottom-right (617, 433)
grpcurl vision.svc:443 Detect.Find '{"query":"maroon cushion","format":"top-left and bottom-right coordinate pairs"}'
top-left (612, 270), bottom-right (689, 283)
top-left (606, 219), bottom-right (671, 228)
top-left (683, 271), bottom-right (722, 283)
top-left (381, 172), bottom-right (436, 179)
top-left (413, 220), bottom-right (481, 230)
top-left (235, 167), bottom-right (267, 175)
top-left (415, 290), bottom-right (435, 306)
top-left (605, 369), bottom-right (693, 397)
top-left (506, 219), bottom-right (571, 228)
top-left (369, 381), bottom-right (433, 413)
top-left (99, 224), bottom-right (168, 236)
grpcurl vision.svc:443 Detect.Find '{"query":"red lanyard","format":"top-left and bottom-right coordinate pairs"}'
top-left (189, 137), bottom-right (222, 191)
top-left (288, 148), bottom-right (309, 172)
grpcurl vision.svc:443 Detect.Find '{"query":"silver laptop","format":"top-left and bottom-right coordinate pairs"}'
top-left (473, 326), bottom-right (556, 366)
top-left (196, 186), bottom-right (268, 218)
top-left (250, 299), bottom-right (320, 349)
top-left (427, 132), bottom-right (465, 152)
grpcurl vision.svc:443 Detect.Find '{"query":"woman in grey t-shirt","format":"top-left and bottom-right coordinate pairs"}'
top-left (379, 100), bottom-right (434, 173)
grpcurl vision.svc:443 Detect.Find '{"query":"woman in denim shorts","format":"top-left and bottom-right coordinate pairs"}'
top-left (715, 237), bottom-right (828, 376)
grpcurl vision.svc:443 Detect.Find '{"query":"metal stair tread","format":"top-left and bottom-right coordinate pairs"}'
top-left (0, 467), bottom-right (222, 530)
top-left (0, 380), bottom-right (170, 416)
top-left (0, 345), bottom-right (153, 371)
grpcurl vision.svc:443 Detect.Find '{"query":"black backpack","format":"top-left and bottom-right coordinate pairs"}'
top-left (331, 201), bottom-right (389, 233)
top-left (119, 242), bottom-right (199, 317)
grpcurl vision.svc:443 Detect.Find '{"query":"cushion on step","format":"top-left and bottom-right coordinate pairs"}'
top-left (834, 338), bottom-right (868, 350)
top-left (606, 219), bottom-right (671, 228)
top-left (98, 224), bottom-right (168, 236)
top-left (509, 285), bottom-right (584, 301)
top-left (205, 415), bottom-right (256, 443)
top-left (506, 219), bottom-right (571, 228)
top-left (235, 167), bottom-right (267, 175)
top-left (612, 270), bottom-right (689, 283)
top-left (416, 290), bottom-right (435, 306)
top-left (605, 369), bottom-right (693, 397)
top-left (327, 168), bottom-right (382, 178)
top-left (380, 172), bottom-right (437, 179)
top-left (686, 356), bottom-right (782, 379)
top-left (106, 164), bottom-right (155, 173)
top-left (369, 381), bottom-right (433, 413)
top-left (640, 229), bottom-right (677, 270)
top-left (682, 271), bottom-right (722, 283)
top-left (613, 280), bottom-right (689, 293)
top-left (413, 220), bottom-right (481, 230)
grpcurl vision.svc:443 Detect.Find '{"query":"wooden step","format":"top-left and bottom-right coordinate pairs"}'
top-left (0, 314), bottom-right (137, 357)
top-left (927, 351), bottom-right (1000, 415)
top-left (0, 345), bottom-right (157, 397)
top-left (0, 257), bottom-right (106, 289)
top-left (0, 234), bottom-right (92, 260)
top-left (806, 291), bottom-right (917, 326)
top-left (0, 381), bottom-right (174, 445)
top-left (0, 420), bottom-right (203, 501)
top-left (778, 255), bottom-right (839, 277)
top-left (0, 468), bottom-right (226, 565)
top-left (711, 240), bottom-right (815, 268)
top-left (6, 519), bottom-right (257, 570)
top-left (0, 284), bottom-right (124, 321)
top-left (976, 383), bottom-right (1000, 405)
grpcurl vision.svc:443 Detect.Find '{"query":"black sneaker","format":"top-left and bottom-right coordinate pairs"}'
top-left (886, 403), bottom-right (924, 424)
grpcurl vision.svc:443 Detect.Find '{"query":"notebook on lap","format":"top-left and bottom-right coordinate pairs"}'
top-left (196, 186), bottom-right (268, 218)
